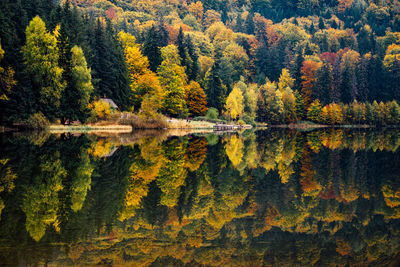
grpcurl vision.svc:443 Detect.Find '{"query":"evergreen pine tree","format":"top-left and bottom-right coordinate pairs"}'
top-left (309, 22), bottom-right (316, 34)
top-left (340, 65), bottom-right (352, 103)
top-left (314, 62), bottom-right (334, 105)
top-left (292, 50), bottom-right (304, 91)
top-left (177, 28), bottom-right (185, 61)
top-left (318, 17), bottom-right (325, 30)
top-left (60, 46), bottom-right (93, 124)
top-left (142, 25), bottom-right (163, 72)
top-left (244, 12), bottom-right (255, 35)
top-left (205, 61), bottom-right (227, 112)
top-left (235, 13), bottom-right (243, 32)
top-left (186, 36), bottom-right (199, 81)
top-left (294, 90), bottom-right (305, 120)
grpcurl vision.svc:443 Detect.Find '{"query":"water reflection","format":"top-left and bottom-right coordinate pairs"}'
top-left (0, 129), bottom-right (400, 266)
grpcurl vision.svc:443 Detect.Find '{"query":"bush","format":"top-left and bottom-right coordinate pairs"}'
top-left (206, 108), bottom-right (219, 120)
top-left (242, 114), bottom-right (256, 127)
top-left (120, 112), bottom-right (168, 129)
top-left (25, 112), bottom-right (50, 130)
top-left (88, 100), bottom-right (112, 122)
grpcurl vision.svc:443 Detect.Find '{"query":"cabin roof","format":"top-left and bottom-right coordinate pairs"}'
top-left (102, 147), bottom-right (119, 158)
top-left (100, 98), bottom-right (118, 109)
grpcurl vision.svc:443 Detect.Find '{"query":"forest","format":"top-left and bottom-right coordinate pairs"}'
top-left (2, 0), bottom-right (400, 126)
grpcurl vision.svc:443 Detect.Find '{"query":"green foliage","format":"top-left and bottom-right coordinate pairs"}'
top-left (204, 61), bottom-right (227, 112)
top-left (158, 45), bottom-right (188, 117)
top-left (22, 16), bottom-right (65, 121)
top-left (60, 45), bottom-right (94, 124)
top-left (294, 90), bottom-right (305, 120)
top-left (142, 25), bottom-right (164, 72)
top-left (307, 99), bottom-right (323, 123)
top-left (256, 81), bottom-right (284, 124)
top-left (89, 20), bottom-right (130, 110)
top-left (242, 114), bottom-right (256, 127)
top-left (206, 107), bottom-right (219, 120)
top-left (25, 112), bottom-right (50, 130)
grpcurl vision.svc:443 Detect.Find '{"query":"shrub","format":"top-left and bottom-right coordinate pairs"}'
top-left (206, 107), bottom-right (219, 120)
top-left (88, 100), bottom-right (112, 122)
top-left (242, 114), bottom-right (256, 127)
top-left (25, 112), bottom-right (50, 130)
top-left (120, 112), bottom-right (168, 129)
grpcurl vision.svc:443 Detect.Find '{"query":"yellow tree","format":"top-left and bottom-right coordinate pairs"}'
top-left (246, 83), bottom-right (258, 119)
top-left (188, 1), bottom-right (204, 22)
top-left (225, 85), bottom-right (244, 120)
top-left (186, 81), bottom-right (208, 116)
top-left (278, 68), bottom-right (295, 92)
top-left (158, 45), bottom-right (188, 117)
top-left (384, 44), bottom-right (400, 64)
top-left (118, 31), bottom-right (163, 111)
top-left (281, 87), bottom-right (296, 123)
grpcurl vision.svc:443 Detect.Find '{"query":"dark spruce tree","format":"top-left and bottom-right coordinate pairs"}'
top-left (205, 61), bottom-right (226, 112)
top-left (186, 36), bottom-right (199, 81)
top-left (244, 11), bottom-right (255, 35)
top-left (292, 49), bottom-right (304, 92)
top-left (177, 28), bottom-right (199, 81)
top-left (314, 61), bottom-right (334, 105)
top-left (235, 13), bottom-right (243, 32)
top-left (88, 19), bottom-right (129, 110)
top-left (339, 65), bottom-right (353, 103)
top-left (142, 25), bottom-right (163, 72)
top-left (318, 17), bottom-right (325, 30)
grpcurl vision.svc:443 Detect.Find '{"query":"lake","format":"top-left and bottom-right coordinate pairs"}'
top-left (0, 129), bottom-right (400, 266)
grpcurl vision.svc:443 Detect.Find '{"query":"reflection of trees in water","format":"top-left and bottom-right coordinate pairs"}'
top-left (1, 129), bottom-right (400, 265)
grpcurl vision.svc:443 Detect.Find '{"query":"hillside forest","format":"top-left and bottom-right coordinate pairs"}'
top-left (2, 0), bottom-right (400, 126)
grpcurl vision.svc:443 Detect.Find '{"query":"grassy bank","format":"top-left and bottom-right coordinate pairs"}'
top-left (23, 111), bottom-right (254, 134)
top-left (166, 118), bottom-right (215, 129)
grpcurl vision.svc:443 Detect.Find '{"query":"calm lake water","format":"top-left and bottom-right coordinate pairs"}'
top-left (0, 129), bottom-right (400, 266)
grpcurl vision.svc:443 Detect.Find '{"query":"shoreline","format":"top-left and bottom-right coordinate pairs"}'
top-left (2, 122), bottom-right (398, 134)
